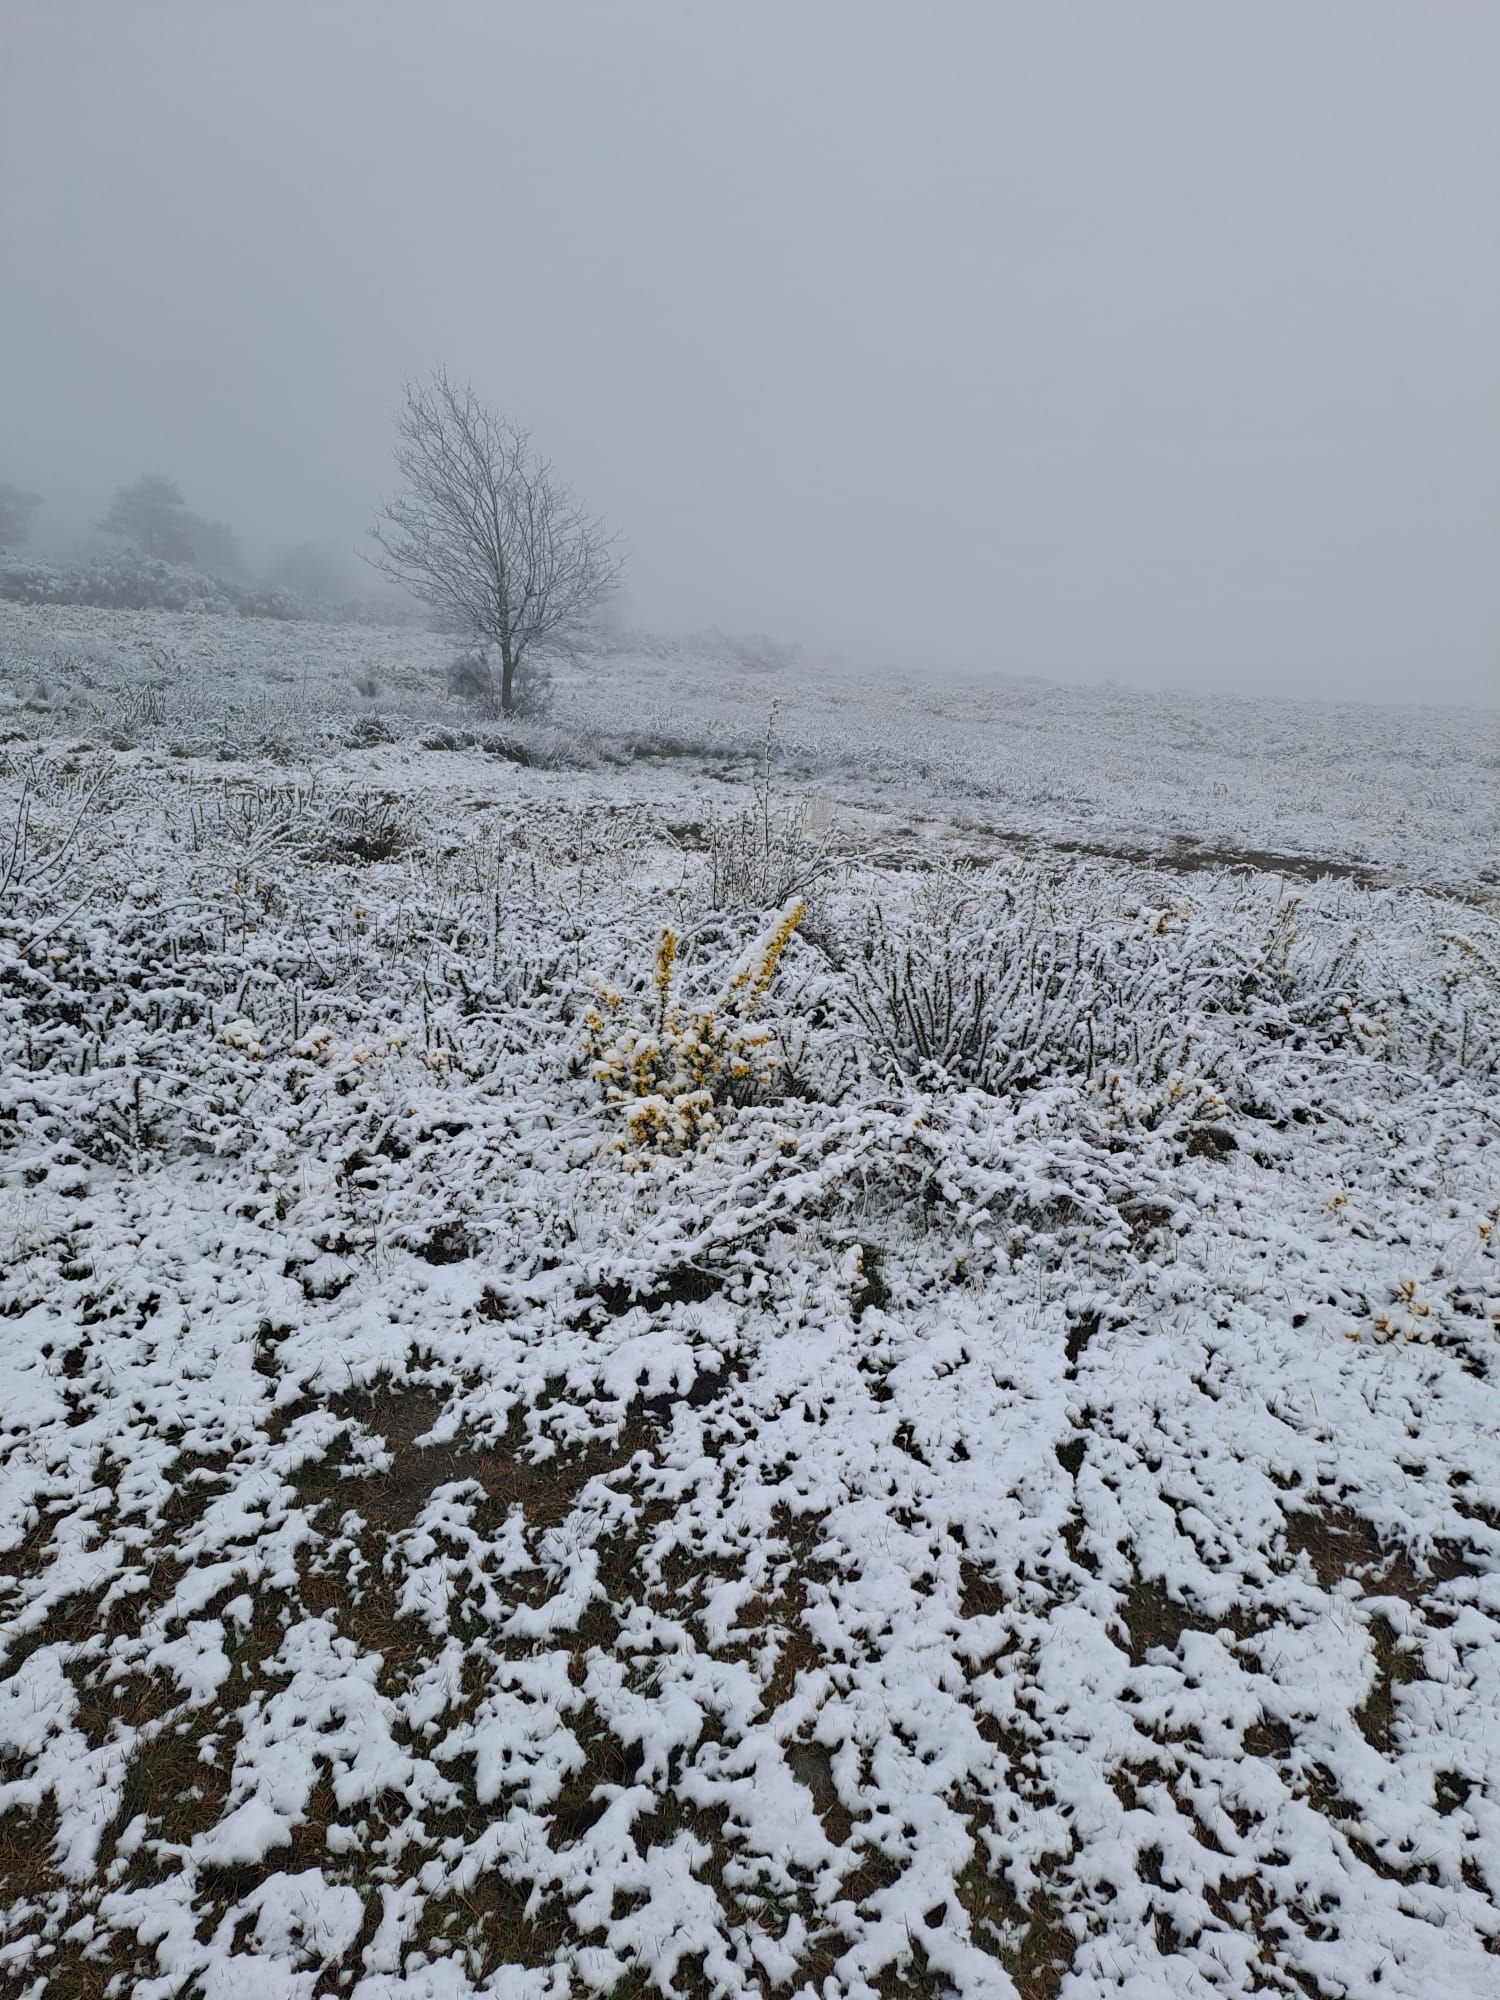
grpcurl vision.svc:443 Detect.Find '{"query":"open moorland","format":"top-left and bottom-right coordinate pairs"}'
top-left (2, 604), bottom-right (1498, 1999)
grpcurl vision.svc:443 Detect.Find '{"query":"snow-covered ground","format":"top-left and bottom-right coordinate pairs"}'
top-left (2, 602), bottom-right (1495, 895)
top-left (2, 607), bottom-right (1498, 1998)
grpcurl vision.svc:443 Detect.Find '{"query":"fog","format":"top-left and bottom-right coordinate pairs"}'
top-left (2, 1), bottom-right (1496, 704)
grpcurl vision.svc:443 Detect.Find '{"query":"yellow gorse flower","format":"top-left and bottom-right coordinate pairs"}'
top-left (583, 901), bottom-right (805, 1151)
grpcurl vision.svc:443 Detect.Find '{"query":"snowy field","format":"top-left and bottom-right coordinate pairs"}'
top-left (2, 605), bottom-right (1499, 1999)
top-left (1, 602), bottom-right (1496, 898)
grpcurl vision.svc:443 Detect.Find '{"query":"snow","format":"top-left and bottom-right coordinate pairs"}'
top-left (0, 603), bottom-right (1497, 1996)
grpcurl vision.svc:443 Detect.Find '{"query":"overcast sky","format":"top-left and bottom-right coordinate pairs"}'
top-left (2, 2), bottom-right (1496, 703)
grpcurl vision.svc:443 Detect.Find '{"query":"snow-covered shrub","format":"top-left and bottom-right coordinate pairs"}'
top-left (342, 713), bottom-right (397, 748)
top-left (707, 792), bottom-right (836, 913)
top-left (181, 777), bottom-right (320, 858)
top-left (1219, 900), bottom-right (1499, 1086)
top-left (446, 641), bottom-right (496, 708)
top-left (707, 711), bottom-right (839, 911)
top-left (0, 553), bottom-right (302, 620)
top-left (1087, 1061), bottom-right (1229, 1138)
top-left (845, 868), bottom-right (1196, 1101)
top-left (1441, 932), bottom-right (1500, 1074)
top-left (581, 900), bottom-right (804, 1149)
top-left (0, 757), bottom-right (121, 922)
top-left (837, 867), bottom-right (1486, 1126)
top-left (0, 556), bottom-right (63, 605)
top-left (310, 789), bottom-right (415, 863)
top-left (445, 639), bottom-right (554, 719)
top-left (509, 649), bottom-right (554, 719)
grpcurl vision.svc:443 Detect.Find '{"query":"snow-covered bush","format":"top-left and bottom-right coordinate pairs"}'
top-left (845, 868), bottom-right (1195, 1099)
top-left (842, 867), bottom-right (1499, 1119)
top-left (445, 637), bottom-right (554, 720)
top-left (581, 900), bottom-right (804, 1149)
top-left (446, 640), bottom-right (496, 708)
top-left (0, 553), bottom-right (303, 620)
top-left (310, 789), bottom-right (415, 862)
top-left (707, 710), bottom-right (838, 911)
top-left (707, 792), bottom-right (836, 913)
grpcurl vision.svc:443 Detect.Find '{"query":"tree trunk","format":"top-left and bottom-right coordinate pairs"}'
top-left (499, 640), bottom-right (515, 717)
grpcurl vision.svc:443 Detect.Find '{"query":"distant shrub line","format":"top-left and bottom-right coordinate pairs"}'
top-left (0, 553), bottom-right (306, 621)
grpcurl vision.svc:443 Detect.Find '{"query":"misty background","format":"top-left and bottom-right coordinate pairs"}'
top-left (2, 1), bottom-right (1496, 705)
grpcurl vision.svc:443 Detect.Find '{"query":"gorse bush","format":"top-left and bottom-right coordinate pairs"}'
top-left (312, 790), bottom-right (415, 863)
top-left (581, 900), bottom-right (804, 1150)
top-left (840, 866), bottom-right (1499, 1108)
top-left (844, 869), bottom-right (1201, 1098)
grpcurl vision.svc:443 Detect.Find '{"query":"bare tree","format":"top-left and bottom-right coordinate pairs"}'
top-left (368, 371), bottom-right (621, 716)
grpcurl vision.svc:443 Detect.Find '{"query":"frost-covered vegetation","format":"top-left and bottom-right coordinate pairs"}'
top-left (1, 606), bottom-right (1498, 1998)
top-left (3, 598), bottom-right (1493, 895)
top-left (0, 551), bottom-right (307, 621)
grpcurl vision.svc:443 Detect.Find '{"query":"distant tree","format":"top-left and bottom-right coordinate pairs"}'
top-left (368, 370), bottom-right (621, 716)
top-left (96, 473), bottom-right (240, 574)
top-left (0, 484), bottom-right (42, 550)
top-left (97, 473), bottom-right (193, 562)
